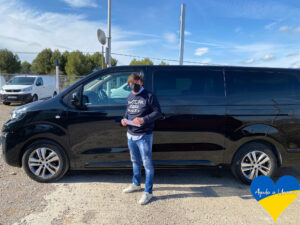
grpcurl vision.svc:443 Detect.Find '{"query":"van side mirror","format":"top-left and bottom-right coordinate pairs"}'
top-left (71, 92), bottom-right (81, 108)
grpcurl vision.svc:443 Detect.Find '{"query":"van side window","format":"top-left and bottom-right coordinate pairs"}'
top-left (82, 71), bottom-right (141, 106)
top-left (226, 71), bottom-right (300, 104)
top-left (153, 69), bottom-right (225, 105)
top-left (36, 77), bottom-right (43, 86)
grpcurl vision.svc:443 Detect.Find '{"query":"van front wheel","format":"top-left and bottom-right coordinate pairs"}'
top-left (231, 142), bottom-right (277, 184)
top-left (32, 94), bottom-right (38, 102)
top-left (22, 140), bottom-right (69, 183)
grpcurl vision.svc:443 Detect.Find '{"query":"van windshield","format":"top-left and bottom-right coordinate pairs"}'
top-left (7, 77), bottom-right (35, 85)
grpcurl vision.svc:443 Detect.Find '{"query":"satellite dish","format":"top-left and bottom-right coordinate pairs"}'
top-left (97, 29), bottom-right (106, 45)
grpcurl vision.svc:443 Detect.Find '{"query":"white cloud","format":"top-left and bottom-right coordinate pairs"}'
top-left (286, 52), bottom-right (299, 57)
top-left (245, 58), bottom-right (255, 64)
top-left (279, 26), bottom-right (290, 31)
top-left (163, 32), bottom-right (177, 44)
top-left (264, 18), bottom-right (284, 30)
top-left (186, 40), bottom-right (225, 48)
top-left (293, 27), bottom-right (300, 33)
top-left (61, 0), bottom-right (98, 8)
top-left (265, 22), bottom-right (277, 30)
top-left (0, 0), bottom-right (159, 65)
top-left (262, 54), bottom-right (276, 61)
top-left (200, 58), bottom-right (211, 64)
top-left (233, 43), bottom-right (276, 53)
top-left (194, 47), bottom-right (209, 56)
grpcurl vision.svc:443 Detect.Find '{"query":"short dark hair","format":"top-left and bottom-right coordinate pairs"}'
top-left (127, 73), bottom-right (143, 84)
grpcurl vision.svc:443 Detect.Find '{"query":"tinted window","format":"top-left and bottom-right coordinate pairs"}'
top-left (83, 71), bottom-right (141, 106)
top-left (153, 69), bottom-right (225, 105)
top-left (226, 71), bottom-right (300, 104)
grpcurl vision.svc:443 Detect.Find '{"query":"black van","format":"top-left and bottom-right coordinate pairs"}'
top-left (2, 65), bottom-right (300, 184)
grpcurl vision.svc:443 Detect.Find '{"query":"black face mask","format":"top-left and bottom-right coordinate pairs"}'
top-left (130, 83), bottom-right (141, 92)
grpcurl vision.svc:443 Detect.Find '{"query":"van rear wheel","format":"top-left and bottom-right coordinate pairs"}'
top-left (22, 140), bottom-right (69, 183)
top-left (231, 142), bottom-right (277, 184)
top-left (3, 101), bottom-right (10, 105)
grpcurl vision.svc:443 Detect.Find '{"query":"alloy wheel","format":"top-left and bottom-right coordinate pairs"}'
top-left (28, 147), bottom-right (61, 179)
top-left (241, 150), bottom-right (271, 180)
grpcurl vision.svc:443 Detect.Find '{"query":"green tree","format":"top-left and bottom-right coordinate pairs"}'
top-left (65, 51), bottom-right (93, 76)
top-left (31, 48), bottom-right (53, 74)
top-left (21, 61), bottom-right (31, 73)
top-left (49, 49), bottom-right (68, 74)
top-left (85, 52), bottom-right (118, 71)
top-left (111, 57), bottom-right (118, 67)
top-left (60, 51), bottom-right (70, 74)
top-left (159, 61), bottom-right (169, 65)
top-left (0, 49), bottom-right (21, 73)
top-left (129, 58), bottom-right (154, 65)
top-left (90, 52), bottom-right (104, 69)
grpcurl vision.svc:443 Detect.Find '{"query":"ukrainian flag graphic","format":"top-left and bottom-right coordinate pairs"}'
top-left (250, 175), bottom-right (300, 222)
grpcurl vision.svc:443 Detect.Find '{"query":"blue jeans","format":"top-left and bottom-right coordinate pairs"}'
top-left (127, 133), bottom-right (154, 193)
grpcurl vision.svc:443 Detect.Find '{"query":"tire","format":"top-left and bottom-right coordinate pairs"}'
top-left (32, 94), bottom-right (38, 102)
top-left (3, 101), bottom-right (11, 105)
top-left (22, 140), bottom-right (69, 183)
top-left (231, 142), bottom-right (277, 184)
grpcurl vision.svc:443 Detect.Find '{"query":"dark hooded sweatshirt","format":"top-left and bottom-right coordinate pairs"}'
top-left (123, 88), bottom-right (162, 135)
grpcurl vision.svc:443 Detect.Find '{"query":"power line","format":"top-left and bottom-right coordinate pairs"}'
top-left (12, 51), bottom-right (215, 65)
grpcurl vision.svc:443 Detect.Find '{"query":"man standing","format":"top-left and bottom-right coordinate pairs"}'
top-left (121, 72), bottom-right (162, 205)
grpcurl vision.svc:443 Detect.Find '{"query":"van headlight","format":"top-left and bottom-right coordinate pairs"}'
top-left (22, 87), bottom-right (32, 92)
top-left (10, 108), bottom-right (26, 121)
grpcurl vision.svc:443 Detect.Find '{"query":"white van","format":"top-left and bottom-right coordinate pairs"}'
top-left (0, 75), bottom-right (5, 90)
top-left (0, 75), bottom-right (58, 105)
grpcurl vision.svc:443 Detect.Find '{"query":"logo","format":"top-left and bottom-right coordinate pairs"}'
top-left (250, 175), bottom-right (300, 222)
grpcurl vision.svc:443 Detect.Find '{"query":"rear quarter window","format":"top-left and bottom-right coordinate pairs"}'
top-left (226, 70), bottom-right (300, 104)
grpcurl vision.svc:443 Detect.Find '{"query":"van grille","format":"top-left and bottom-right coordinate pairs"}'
top-left (5, 89), bottom-right (21, 92)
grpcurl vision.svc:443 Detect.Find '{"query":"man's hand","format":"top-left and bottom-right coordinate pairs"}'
top-left (121, 119), bottom-right (127, 127)
top-left (132, 117), bottom-right (144, 125)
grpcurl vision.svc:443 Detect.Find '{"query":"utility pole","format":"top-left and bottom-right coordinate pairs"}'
top-left (179, 3), bottom-right (186, 65)
top-left (107, 0), bottom-right (112, 67)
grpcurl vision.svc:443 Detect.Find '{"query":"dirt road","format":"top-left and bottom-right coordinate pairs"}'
top-left (1, 104), bottom-right (300, 225)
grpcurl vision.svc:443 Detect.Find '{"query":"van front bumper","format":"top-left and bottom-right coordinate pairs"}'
top-left (0, 93), bottom-right (32, 103)
top-left (1, 128), bottom-right (22, 168)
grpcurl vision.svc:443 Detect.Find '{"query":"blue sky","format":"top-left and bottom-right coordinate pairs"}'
top-left (1, 0), bottom-right (300, 67)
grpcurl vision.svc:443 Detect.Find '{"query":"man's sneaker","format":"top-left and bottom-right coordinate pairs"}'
top-left (138, 192), bottom-right (153, 205)
top-left (122, 183), bottom-right (141, 193)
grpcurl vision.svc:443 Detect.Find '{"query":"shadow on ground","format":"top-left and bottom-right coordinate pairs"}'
top-left (57, 166), bottom-right (300, 200)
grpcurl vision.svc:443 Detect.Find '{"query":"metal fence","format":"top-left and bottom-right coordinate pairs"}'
top-left (1, 74), bottom-right (85, 92)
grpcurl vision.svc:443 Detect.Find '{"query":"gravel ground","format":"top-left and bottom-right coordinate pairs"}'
top-left (1, 103), bottom-right (300, 225)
